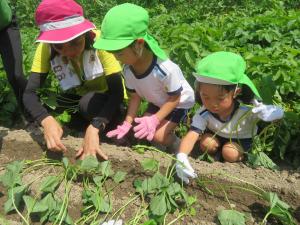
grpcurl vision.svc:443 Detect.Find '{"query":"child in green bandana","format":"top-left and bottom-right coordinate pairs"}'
top-left (94, 3), bottom-right (195, 151)
top-left (175, 51), bottom-right (284, 184)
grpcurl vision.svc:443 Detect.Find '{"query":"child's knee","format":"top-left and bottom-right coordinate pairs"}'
top-left (222, 142), bottom-right (244, 162)
top-left (200, 133), bottom-right (219, 154)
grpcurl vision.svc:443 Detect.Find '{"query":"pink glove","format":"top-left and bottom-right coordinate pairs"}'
top-left (106, 121), bottom-right (132, 139)
top-left (133, 115), bottom-right (160, 141)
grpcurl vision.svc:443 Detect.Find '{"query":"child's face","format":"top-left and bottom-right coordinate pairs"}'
top-left (199, 83), bottom-right (235, 115)
top-left (109, 41), bottom-right (143, 65)
top-left (111, 47), bottom-right (139, 65)
top-left (52, 35), bottom-right (85, 58)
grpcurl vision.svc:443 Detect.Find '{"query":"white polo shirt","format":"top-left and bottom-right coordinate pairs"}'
top-left (191, 103), bottom-right (258, 139)
top-left (124, 57), bottom-right (195, 109)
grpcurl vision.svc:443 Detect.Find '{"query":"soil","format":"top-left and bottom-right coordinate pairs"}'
top-left (0, 126), bottom-right (299, 225)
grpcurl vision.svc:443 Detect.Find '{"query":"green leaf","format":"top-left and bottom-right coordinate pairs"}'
top-left (62, 157), bottom-right (69, 169)
top-left (142, 219), bottom-right (157, 225)
top-left (91, 193), bottom-right (110, 213)
top-left (247, 152), bottom-right (279, 171)
top-left (93, 175), bottom-right (104, 187)
top-left (113, 171), bottom-right (127, 183)
top-left (23, 195), bottom-right (48, 213)
top-left (55, 110), bottom-right (71, 123)
top-left (262, 192), bottom-right (290, 210)
top-left (4, 185), bottom-right (27, 213)
top-left (166, 183), bottom-right (181, 196)
top-left (141, 158), bottom-right (159, 172)
top-left (150, 194), bottom-right (167, 216)
top-left (0, 161), bottom-right (24, 188)
top-left (133, 179), bottom-right (143, 194)
top-left (41, 94), bottom-right (57, 110)
top-left (217, 209), bottom-right (246, 225)
top-left (39, 176), bottom-right (61, 193)
top-left (151, 173), bottom-right (169, 190)
top-left (100, 161), bottom-right (114, 177)
top-left (79, 156), bottom-right (99, 171)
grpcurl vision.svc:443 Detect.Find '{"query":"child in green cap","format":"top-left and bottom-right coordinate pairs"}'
top-left (175, 51), bottom-right (284, 184)
top-left (94, 3), bottom-right (195, 151)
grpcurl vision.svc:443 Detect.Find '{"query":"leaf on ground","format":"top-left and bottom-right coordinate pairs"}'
top-left (150, 194), bottom-right (167, 216)
top-left (247, 152), bottom-right (279, 171)
top-left (23, 195), bottom-right (48, 213)
top-left (39, 176), bottom-right (61, 193)
top-left (113, 171), bottom-right (127, 183)
top-left (100, 161), bottom-right (114, 177)
top-left (4, 185), bottom-right (27, 213)
top-left (217, 209), bottom-right (246, 225)
top-left (0, 161), bottom-right (24, 188)
top-left (141, 158), bottom-right (159, 172)
top-left (79, 156), bottom-right (99, 171)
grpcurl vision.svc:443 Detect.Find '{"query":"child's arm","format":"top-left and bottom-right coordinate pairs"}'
top-left (106, 92), bottom-right (141, 139)
top-left (176, 130), bottom-right (200, 184)
top-left (155, 94), bottom-right (180, 121)
top-left (178, 130), bottom-right (200, 154)
top-left (125, 92), bottom-right (142, 123)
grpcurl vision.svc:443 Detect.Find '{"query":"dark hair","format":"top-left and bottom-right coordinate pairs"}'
top-left (50, 31), bottom-right (95, 60)
top-left (194, 81), bottom-right (254, 104)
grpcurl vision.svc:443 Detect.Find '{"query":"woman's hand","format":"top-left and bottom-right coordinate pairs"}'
top-left (76, 125), bottom-right (108, 160)
top-left (41, 116), bottom-right (67, 152)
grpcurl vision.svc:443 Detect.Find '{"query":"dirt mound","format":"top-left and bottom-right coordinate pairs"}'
top-left (0, 127), bottom-right (299, 224)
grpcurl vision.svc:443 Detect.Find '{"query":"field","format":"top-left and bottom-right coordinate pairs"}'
top-left (0, 127), bottom-right (299, 224)
top-left (0, 0), bottom-right (300, 224)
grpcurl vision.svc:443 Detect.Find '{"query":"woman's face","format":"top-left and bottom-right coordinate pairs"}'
top-left (52, 34), bottom-right (85, 58)
top-left (199, 83), bottom-right (235, 115)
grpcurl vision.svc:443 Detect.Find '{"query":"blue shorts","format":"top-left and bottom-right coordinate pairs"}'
top-left (146, 103), bottom-right (189, 124)
top-left (216, 135), bottom-right (253, 152)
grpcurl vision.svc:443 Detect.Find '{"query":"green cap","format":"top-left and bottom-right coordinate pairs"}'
top-left (193, 51), bottom-right (261, 98)
top-left (93, 3), bottom-right (167, 60)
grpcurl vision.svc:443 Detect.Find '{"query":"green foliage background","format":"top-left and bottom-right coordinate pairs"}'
top-left (0, 0), bottom-right (299, 166)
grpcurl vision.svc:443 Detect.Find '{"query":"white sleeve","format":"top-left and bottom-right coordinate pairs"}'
top-left (123, 67), bottom-right (135, 92)
top-left (162, 65), bottom-right (182, 95)
top-left (190, 108), bottom-right (208, 133)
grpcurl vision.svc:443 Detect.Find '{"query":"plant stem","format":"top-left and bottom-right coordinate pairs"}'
top-left (11, 186), bottom-right (30, 225)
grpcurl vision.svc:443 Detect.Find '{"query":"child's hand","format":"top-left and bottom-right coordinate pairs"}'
top-left (133, 114), bottom-right (160, 141)
top-left (106, 121), bottom-right (132, 139)
top-left (176, 153), bottom-right (197, 184)
top-left (252, 99), bottom-right (284, 122)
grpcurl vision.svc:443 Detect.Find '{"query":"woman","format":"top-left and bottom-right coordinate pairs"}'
top-left (23, 0), bottom-right (124, 160)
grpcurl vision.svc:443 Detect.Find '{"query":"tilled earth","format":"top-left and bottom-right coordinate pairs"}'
top-left (0, 127), bottom-right (299, 225)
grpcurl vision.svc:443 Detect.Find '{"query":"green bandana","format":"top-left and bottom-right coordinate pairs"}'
top-left (193, 51), bottom-right (261, 98)
top-left (93, 3), bottom-right (167, 60)
top-left (0, 0), bottom-right (12, 30)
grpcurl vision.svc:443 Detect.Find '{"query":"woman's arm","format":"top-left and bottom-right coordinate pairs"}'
top-left (24, 72), bottom-right (66, 152)
top-left (23, 72), bottom-right (49, 123)
top-left (90, 73), bottom-right (124, 129)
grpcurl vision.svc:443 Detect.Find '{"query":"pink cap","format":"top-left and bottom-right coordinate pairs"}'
top-left (35, 0), bottom-right (96, 43)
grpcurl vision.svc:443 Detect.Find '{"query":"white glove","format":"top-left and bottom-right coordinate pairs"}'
top-left (176, 153), bottom-right (197, 184)
top-left (252, 99), bottom-right (284, 122)
top-left (101, 220), bottom-right (123, 225)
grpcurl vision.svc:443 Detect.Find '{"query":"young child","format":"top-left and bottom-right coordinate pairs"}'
top-left (93, 3), bottom-right (195, 151)
top-left (176, 51), bottom-right (284, 184)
